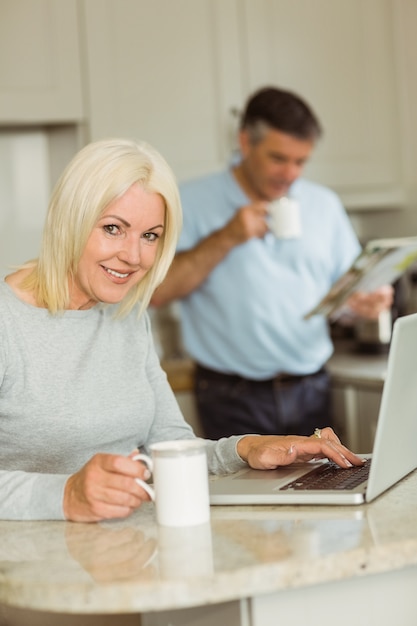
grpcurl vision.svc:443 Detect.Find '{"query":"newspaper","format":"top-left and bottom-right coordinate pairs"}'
top-left (305, 236), bottom-right (417, 319)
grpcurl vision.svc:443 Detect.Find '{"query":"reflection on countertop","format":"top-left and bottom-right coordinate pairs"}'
top-left (0, 471), bottom-right (416, 615)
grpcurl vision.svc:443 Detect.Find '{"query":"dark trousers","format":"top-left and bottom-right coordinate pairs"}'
top-left (194, 364), bottom-right (333, 439)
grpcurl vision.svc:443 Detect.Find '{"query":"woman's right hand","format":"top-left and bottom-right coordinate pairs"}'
top-left (63, 452), bottom-right (152, 522)
top-left (236, 428), bottom-right (364, 470)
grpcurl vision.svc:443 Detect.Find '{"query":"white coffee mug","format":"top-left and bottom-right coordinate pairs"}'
top-left (268, 196), bottom-right (302, 239)
top-left (133, 439), bottom-right (210, 527)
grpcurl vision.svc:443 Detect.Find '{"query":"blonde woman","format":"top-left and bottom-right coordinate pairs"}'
top-left (0, 139), bottom-right (363, 522)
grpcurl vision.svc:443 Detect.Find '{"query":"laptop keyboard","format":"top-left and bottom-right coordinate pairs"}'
top-left (281, 459), bottom-right (371, 491)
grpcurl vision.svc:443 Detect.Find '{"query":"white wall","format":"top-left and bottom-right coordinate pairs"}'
top-left (0, 131), bottom-right (49, 278)
top-left (0, 125), bottom-right (82, 278)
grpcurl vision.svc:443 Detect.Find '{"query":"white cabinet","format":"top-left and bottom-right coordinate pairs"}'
top-left (83, 0), bottom-right (245, 180)
top-left (82, 0), bottom-right (405, 206)
top-left (250, 567), bottom-right (417, 626)
top-left (332, 382), bottom-right (382, 454)
top-left (240, 0), bottom-right (404, 209)
top-left (0, 1), bottom-right (409, 206)
top-left (0, 0), bottom-right (84, 123)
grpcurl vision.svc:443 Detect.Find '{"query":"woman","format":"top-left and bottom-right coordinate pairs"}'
top-left (0, 139), bottom-right (363, 522)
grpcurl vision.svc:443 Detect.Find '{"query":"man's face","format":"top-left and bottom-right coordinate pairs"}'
top-left (239, 127), bottom-right (314, 201)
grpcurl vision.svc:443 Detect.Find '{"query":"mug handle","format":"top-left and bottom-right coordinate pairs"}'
top-left (132, 453), bottom-right (155, 501)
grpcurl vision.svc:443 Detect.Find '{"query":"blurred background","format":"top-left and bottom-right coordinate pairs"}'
top-left (1, 0), bottom-right (417, 339)
top-left (0, 0), bottom-right (417, 438)
top-left (2, 0), bottom-right (417, 443)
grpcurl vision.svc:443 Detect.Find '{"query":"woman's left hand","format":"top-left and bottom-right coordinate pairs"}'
top-left (236, 427), bottom-right (364, 470)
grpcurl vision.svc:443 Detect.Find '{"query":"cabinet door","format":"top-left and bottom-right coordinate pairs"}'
top-left (330, 384), bottom-right (349, 445)
top-left (331, 383), bottom-right (382, 453)
top-left (356, 388), bottom-right (382, 454)
top-left (83, 0), bottom-right (244, 180)
top-left (241, 0), bottom-right (403, 208)
top-left (0, 0), bottom-right (84, 123)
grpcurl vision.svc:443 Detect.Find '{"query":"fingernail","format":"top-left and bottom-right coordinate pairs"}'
top-left (143, 469), bottom-right (151, 480)
top-left (288, 445), bottom-right (295, 455)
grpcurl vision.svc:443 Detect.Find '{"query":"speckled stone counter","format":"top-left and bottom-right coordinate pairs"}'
top-left (0, 470), bottom-right (416, 625)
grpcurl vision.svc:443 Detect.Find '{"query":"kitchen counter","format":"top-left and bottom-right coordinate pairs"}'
top-left (0, 470), bottom-right (416, 625)
top-left (161, 340), bottom-right (388, 393)
top-left (162, 343), bottom-right (389, 449)
top-left (160, 357), bottom-right (195, 392)
top-left (327, 340), bottom-right (388, 388)
top-left (327, 341), bottom-right (388, 452)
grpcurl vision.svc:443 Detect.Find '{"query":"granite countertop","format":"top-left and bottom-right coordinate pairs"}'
top-left (0, 470), bottom-right (416, 615)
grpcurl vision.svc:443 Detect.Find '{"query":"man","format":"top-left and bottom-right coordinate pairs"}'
top-left (152, 86), bottom-right (392, 439)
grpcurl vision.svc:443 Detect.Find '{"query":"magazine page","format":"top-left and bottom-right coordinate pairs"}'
top-left (305, 237), bottom-right (417, 319)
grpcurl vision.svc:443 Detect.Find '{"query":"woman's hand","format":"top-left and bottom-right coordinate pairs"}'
top-left (236, 427), bottom-right (364, 470)
top-left (63, 451), bottom-right (152, 522)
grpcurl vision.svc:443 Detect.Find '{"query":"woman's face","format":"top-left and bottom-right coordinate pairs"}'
top-left (69, 182), bottom-right (165, 310)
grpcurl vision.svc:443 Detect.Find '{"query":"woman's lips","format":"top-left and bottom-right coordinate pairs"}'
top-left (105, 267), bottom-right (130, 278)
top-left (101, 265), bottom-right (132, 282)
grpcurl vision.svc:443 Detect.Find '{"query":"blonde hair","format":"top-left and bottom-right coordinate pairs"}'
top-left (21, 138), bottom-right (182, 316)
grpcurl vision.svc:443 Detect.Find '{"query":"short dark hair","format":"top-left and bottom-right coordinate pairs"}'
top-left (240, 86), bottom-right (322, 142)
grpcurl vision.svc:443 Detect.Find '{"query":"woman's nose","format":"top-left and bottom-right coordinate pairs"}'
top-left (119, 237), bottom-right (141, 265)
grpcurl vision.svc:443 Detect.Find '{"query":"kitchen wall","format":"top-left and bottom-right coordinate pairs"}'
top-left (0, 125), bottom-right (82, 278)
top-left (0, 130), bottom-right (49, 277)
top-left (1, 0), bottom-right (416, 287)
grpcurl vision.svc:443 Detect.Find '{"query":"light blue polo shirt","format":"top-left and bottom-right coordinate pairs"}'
top-left (177, 170), bottom-right (360, 379)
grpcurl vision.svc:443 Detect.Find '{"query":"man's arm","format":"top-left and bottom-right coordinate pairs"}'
top-left (151, 202), bottom-right (269, 307)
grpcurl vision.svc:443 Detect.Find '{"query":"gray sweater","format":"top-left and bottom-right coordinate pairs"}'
top-left (0, 281), bottom-right (246, 520)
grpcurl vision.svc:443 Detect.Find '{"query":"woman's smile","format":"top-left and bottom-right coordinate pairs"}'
top-left (102, 265), bottom-right (133, 281)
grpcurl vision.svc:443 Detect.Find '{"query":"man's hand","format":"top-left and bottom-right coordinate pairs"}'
top-left (225, 202), bottom-right (270, 244)
top-left (347, 285), bottom-right (394, 320)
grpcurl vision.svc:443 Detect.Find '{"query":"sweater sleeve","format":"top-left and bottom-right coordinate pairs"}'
top-left (0, 307), bottom-right (249, 521)
top-left (205, 436), bottom-right (249, 474)
top-left (0, 310), bottom-right (68, 520)
top-left (0, 470), bottom-right (68, 520)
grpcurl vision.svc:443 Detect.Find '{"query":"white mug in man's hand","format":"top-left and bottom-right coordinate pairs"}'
top-left (133, 439), bottom-right (210, 527)
top-left (268, 197), bottom-right (302, 239)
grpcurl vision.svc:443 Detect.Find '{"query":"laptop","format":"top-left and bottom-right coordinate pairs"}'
top-left (209, 312), bottom-right (417, 505)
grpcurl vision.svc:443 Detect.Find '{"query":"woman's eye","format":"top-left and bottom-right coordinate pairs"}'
top-left (143, 232), bottom-right (159, 242)
top-left (103, 224), bottom-right (120, 235)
